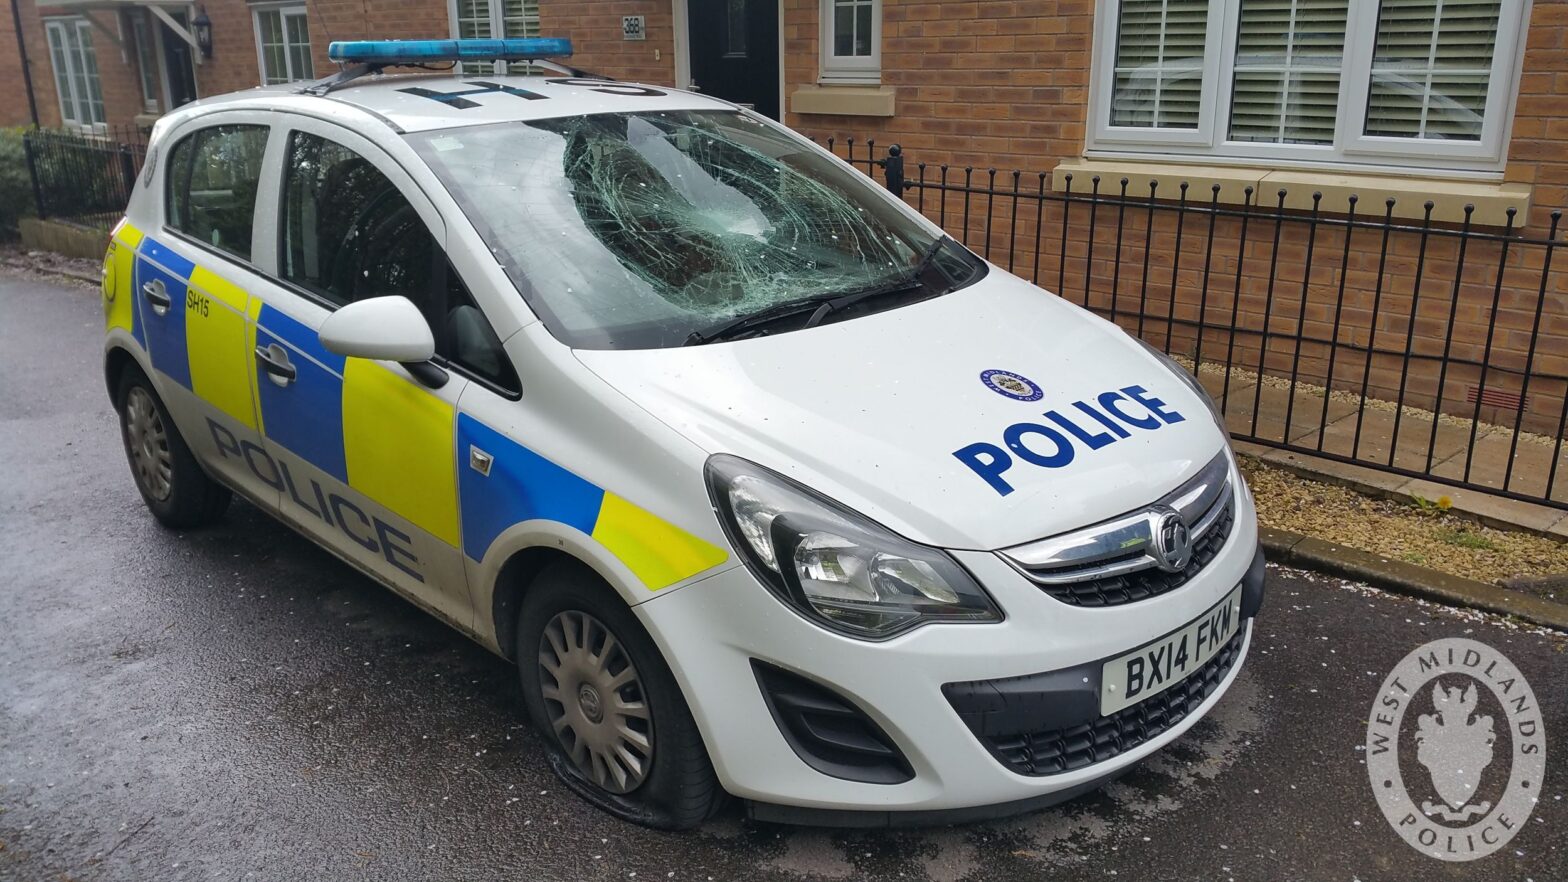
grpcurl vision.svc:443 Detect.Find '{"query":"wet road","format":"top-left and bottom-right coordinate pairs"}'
top-left (2, 273), bottom-right (1565, 882)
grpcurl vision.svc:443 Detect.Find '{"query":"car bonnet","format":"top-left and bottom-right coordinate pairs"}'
top-left (573, 268), bottom-right (1229, 551)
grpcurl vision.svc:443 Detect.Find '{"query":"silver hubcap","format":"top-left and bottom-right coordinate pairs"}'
top-left (124, 386), bottom-right (173, 502)
top-left (538, 610), bottom-right (653, 795)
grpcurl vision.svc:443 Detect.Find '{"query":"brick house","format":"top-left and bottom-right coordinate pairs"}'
top-left (6, 0), bottom-right (1566, 447)
top-left (7, 0), bottom-right (1556, 224)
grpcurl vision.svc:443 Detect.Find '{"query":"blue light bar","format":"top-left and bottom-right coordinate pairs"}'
top-left (327, 38), bottom-right (574, 65)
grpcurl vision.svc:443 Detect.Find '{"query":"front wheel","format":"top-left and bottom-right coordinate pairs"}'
top-left (116, 367), bottom-right (231, 529)
top-left (516, 562), bottom-right (723, 829)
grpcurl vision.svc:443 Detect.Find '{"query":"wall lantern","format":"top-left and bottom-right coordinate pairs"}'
top-left (193, 7), bottom-right (213, 59)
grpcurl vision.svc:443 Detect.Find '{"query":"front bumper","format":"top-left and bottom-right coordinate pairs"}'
top-left (635, 481), bottom-right (1263, 822)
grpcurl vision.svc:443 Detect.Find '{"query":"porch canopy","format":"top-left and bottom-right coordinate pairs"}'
top-left (38, 0), bottom-right (204, 64)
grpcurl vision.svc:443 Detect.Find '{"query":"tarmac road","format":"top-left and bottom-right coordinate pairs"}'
top-left (2, 272), bottom-right (1564, 882)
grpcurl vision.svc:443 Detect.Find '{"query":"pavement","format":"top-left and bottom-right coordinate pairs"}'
top-left (1198, 368), bottom-right (1568, 541)
top-left (2, 273), bottom-right (1566, 882)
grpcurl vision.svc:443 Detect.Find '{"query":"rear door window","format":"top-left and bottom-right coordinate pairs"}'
top-left (165, 124), bottom-right (269, 260)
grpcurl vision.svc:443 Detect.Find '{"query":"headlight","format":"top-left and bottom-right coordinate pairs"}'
top-left (1136, 338), bottom-right (1226, 431)
top-left (705, 454), bottom-right (1001, 640)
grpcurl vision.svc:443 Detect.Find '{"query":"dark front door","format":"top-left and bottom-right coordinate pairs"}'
top-left (160, 13), bottom-right (198, 109)
top-left (687, 0), bottom-right (779, 119)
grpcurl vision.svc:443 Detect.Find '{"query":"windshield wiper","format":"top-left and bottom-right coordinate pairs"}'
top-left (682, 238), bottom-right (955, 346)
top-left (799, 237), bottom-right (951, 330)
top-left (683, 294), bottom-right (838, 346)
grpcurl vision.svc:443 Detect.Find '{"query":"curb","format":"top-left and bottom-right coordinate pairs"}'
top-left (1260, 526), bottom-right (1568, 633)
top-left (2, 257), bottom-right (99, 286)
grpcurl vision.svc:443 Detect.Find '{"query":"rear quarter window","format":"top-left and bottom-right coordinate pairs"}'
top-left (165, 124), bottom-right (269, 260)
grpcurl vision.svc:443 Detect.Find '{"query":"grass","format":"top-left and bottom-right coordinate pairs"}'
top-left (1433, 527), bottom-right (1499, 551)
top-left (1238, 456), bottom-right (1568, 592)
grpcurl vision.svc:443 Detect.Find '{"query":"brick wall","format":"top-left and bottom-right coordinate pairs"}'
top-left (783, 0), bottom-right (1093, 176)
top-left (540, 0), bottom-right (675, 84)
top-left (0, 0), bottom-right (36, 126)
top-left (1504, 0), bottom-right (1568, 232)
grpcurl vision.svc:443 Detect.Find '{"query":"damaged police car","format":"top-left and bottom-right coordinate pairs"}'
top-left (102, 38), bottom-right (1264, 829)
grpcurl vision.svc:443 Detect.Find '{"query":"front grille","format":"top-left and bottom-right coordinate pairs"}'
top-left (999, 450), bottom-right (1237, 608)
top-left (1039, 506), bottom-right (1234, 607)
top-left (970, 630), bottom-right (1245, 777)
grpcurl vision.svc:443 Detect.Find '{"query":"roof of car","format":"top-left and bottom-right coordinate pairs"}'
top-left (201, 73), bottom-right (737, 134)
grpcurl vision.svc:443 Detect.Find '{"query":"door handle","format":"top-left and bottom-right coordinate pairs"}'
top-left (254, 343), bottom-right (297, 386)
top-left (141, 279), bottom-right (171, 315)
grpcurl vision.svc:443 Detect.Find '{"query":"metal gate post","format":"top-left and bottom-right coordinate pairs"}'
top-left (883, 144), bottom-right (904, 198)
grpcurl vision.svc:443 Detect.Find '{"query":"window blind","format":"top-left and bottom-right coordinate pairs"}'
top-left (1110, 0), bottom-right (1208, 129)
top-left (1364, 0), bottom-right (1500, 140)
top-left (454, 0), bottom-right (540, 74)
top-left (1227, 0), bottom-right (1349, 144)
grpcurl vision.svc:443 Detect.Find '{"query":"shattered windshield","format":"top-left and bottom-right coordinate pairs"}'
top-left (410, 110), bottom-right (962, 349)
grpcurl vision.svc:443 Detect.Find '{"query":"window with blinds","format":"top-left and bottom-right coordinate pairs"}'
top-left (1110, 0), bottom-right (1208, 128)
top-left (1094, 0), bottom-right (1522, 169)
top-left (452, 0), bottom-right (541, 75)
top-left (1364, 0), bottom-right (1500, 140)
top-left (1228, 0), bottom-right (1348, 144)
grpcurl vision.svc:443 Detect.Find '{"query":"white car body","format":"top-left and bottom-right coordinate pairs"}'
top-left (102, 66), bottom-right (1262, 824)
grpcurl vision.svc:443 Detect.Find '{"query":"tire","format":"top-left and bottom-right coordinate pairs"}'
top-left (115, 366), bottom-right (231, 529)
top-left (516, 561), bottom-right (723, 829)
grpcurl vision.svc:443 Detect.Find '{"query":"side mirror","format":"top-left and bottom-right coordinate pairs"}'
top-left (319, 296), bottom-right (436, 363)
top-left (319, 296), bottom-right (448, 388)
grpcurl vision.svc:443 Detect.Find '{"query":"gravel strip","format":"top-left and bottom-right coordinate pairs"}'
top-left (1239, 456), bottom-right (1568, 602)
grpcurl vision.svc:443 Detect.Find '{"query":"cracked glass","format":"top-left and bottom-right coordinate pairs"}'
top-left (410, 110), bottom-right (949, 349)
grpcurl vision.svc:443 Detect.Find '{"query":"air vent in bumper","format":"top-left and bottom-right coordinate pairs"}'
top-left (752, 661), bottom-right (913, 785)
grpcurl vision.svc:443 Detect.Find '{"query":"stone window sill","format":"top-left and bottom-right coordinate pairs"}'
top-left (1051, 158), bottom-right (1533, 228)
top-left (790, 85), bottom-right (896, 118)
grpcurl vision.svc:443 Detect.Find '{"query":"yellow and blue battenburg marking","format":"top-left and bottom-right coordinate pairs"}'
top-left (115, 231), bottom-right (726, 592)
top-left (454, 416), bottom-right (728, 589)
top-left (104, 221), bottom-right (144, 341)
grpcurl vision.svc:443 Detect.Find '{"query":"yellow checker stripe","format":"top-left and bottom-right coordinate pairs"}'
top-left (592, 492), bottom-right (729, 591)
top-left (104, 223), bottom-right (143, 334)
top-left (245, 296), bottom-right (264, 434)
top-left (342, 360), bottom-right (460, 546)
top-left (185, 266), bottom-right (257, 431)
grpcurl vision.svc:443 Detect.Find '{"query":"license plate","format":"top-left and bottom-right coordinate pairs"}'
top-left (1099, 586), bottom-right (1244, 716)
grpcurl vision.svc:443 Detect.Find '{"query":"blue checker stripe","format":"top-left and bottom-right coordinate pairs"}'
top-left (456, 413), bottom-right (605, 562)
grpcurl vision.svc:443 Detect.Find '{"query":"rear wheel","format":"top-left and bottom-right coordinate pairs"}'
top-left (116, 367), bottom-right (231, 528)
top-left (516, 562), bottom-right (723, 829)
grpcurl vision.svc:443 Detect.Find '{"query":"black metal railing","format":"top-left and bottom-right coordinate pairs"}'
top-left (22, 125), bottom-right (148, 230)
top-left (818, 137), bottom-right (1568, 511)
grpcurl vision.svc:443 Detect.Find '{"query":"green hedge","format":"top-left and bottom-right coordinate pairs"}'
top-left (0, 127), bottom-right (37, 234)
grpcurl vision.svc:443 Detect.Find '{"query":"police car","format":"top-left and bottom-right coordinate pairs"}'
top-left (102, 38), bottom-right (1265, 829)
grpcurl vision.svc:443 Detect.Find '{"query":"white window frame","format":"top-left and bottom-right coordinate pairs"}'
top-left (819, 0), bottom-right (882, 84)
top-left (251, 3), bottom-right (314, 85)
top-left (130, 12), bottom-right (160, 114)
top-left (44, 17), bottom-right (106, 132)
top-left (1086, 0), bottom-right (1533, 174)
top-left (447, 0), bottom-right (541, 75)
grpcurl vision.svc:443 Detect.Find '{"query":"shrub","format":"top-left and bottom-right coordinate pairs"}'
top-left (0, 127), bottom-right (37, 235)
